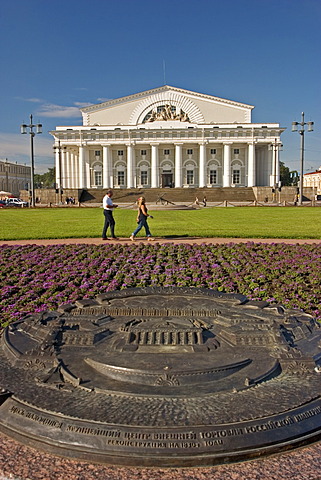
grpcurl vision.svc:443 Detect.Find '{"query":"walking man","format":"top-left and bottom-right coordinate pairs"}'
top-left (102, 190), bottom-right (118, 240)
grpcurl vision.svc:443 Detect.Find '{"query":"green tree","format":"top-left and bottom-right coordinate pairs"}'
top-left (280, 161), bottom-right (293, 186)
top-left (34, 167), bottom-right (56, 188)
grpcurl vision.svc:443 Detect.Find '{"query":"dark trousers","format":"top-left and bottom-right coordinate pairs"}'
top-left (102, 210), bottom-right (115, 238)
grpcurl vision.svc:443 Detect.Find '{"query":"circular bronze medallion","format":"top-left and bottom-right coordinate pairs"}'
top-left (0, 287), bottom-right (320, 467)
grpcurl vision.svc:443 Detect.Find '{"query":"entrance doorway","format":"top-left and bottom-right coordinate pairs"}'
top-left (162, 173), bottom-right (173, 188)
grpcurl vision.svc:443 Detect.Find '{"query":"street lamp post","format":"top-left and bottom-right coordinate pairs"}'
top-left (292, 112), bottom-right (314, 205)
top-left (4, 159), bottom-right (9, 192)
top-left (269, 138), bottom-right (283, 202)
top-left (53, 140), bottom-right (66, 204)
top-left (20, 114), bottom-right (42, 207)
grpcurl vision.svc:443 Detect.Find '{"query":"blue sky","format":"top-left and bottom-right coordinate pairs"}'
top-left (0, 0), bottom-right (320, 173)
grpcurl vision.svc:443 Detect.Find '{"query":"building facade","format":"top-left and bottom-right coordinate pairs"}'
top-left (0, 159), bottom-right (31, 197)
top-left (303, 167), bottom-right (321, 195)
top-left (51, 86), bottom-right (285, 190)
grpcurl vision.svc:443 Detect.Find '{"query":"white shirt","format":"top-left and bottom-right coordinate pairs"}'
top-left (103, 195), bottom-right (113, 210)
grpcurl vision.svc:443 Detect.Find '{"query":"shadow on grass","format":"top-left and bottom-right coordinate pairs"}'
top-left (163, 234), bottom-right (189, 238)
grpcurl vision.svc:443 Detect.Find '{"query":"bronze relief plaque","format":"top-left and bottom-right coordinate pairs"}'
top-left (0, 286), bottom-right (321, 467)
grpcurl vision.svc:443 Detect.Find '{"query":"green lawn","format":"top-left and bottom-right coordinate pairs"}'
top-left (0, 206), bottom-right (320, 240)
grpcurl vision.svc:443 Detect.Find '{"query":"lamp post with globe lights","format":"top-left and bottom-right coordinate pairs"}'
top-left (292, 113), bottom-right (314, 205)
top-left (268, 138), bottom-right (283, 203)
top-left (20, 115), bottom-right (42, 207)
top-left (53, 140), bottom-right (66, 204)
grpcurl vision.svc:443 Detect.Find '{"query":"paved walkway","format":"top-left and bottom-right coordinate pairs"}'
top-left (1, 237), bottom-right (321, 246)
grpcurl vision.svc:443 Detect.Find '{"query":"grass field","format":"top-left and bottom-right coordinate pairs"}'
top-left (0, 206), bottom-right (320, 240)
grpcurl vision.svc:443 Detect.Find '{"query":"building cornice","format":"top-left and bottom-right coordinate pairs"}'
top-left (51, 123), bottom-right (284, 134)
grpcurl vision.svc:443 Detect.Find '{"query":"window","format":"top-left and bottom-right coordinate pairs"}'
top-left (141, 171), bottom-right (148, 185)
top-left (141, 150), bottom-right (147, 156)
top-left (233, 170), bottom-right (240, 184)
top-left (233, 149), bottom-right (240, 155)
top-left (210, 149), bottom-right (216, 155)
top-left (94, 171), bottom-right (102, 186)
top-left (95, 150), bottom-right (101, 157)
top-left (117, 150), bottom-right (124, 156)
top-left (164, 149), bottom-right (170, 155)
top-left (186, 170), bottom-right (194, 185)
top-left (117, 171), bottom-right (125, 186)
top-left (210, 170), bottom-right (217, 184)
top-left (187, 149), bottom-right (193, 155)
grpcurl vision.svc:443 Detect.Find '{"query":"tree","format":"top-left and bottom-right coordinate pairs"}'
top-left (279, 161), bottom-right (295, 186)
top-left (34, 167), bottom-right (56, 188)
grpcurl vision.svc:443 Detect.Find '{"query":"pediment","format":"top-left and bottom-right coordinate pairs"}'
top-left (81, 85), bottom-right (254, 126)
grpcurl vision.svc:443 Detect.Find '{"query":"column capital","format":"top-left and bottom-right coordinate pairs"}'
top-left (223, 141), bottom-right (233, 145)
top-left (150, 142), bottom-right (160, 146)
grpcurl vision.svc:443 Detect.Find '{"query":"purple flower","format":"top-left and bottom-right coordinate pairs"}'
top-left (0, 242), bottom-right (320, 326)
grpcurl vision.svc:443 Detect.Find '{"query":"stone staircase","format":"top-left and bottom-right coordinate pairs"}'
top-left (83, 187), bottom-right (256, 204)
top-left (26, 186), bottom-right (317, 206)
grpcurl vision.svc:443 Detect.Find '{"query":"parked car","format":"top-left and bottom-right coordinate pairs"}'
top-left (5, 198), bottom-right (28, 207)
top-left (0, 200), bottom-right (8, 208)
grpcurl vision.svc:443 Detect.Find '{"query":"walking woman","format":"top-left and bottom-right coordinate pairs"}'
top-left (130, 196), bottom-right (154, 241)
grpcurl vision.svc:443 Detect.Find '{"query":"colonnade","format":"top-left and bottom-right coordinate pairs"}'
top-left (55, 141), bottom-right (276, 190)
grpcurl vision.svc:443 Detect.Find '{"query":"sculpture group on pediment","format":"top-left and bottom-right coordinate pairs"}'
top-left (145, 104), bottom-right (190, 123)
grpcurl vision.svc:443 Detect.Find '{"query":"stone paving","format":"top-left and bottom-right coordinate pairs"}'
top-left (0, 432), bottom-right (321, 480)
top-left (1, 236), bottom-right (321, 246)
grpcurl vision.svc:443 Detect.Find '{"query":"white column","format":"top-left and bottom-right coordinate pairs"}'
top-left (103, 145), bottom-right (113, 188)
top-left (85, 150), bottom-right (90, 188)
top-left (199, 143), bottom-right (206, 187)
top-left (151, 144), bottom-right (159, 188)
top-left (223, 143), bottom-right (231, 187)
top-left (67, 151), bottom-right (75, 188)
top-left (78, 146), bottom-right (85, 189)
top-left (127, 144), bottom-right (135, 188)
top-left (270, 146), bottom-right (280, 187)
top-left (64, 150), bottom-right (70, 188)
top-left (55, 148), bottom-right (60, 189)
top-left (247, 143), bottom-right (256, 187)
top-left (275, 148), bottom-right (280, 185)
top-left (66, 150), bottom-right (74, 188)
top-left (86, 149), bottom-right (91, 188)
top-left (60, 149), bottom-right (66, 191)
top-left (73, 151), bottom-right (79, 188)
top-left (175, 143), bottom-right (183, 188)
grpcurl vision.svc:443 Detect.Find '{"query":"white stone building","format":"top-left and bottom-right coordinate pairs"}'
top-left (303, 167), bottom-right (321, 195)
top-left (0, 159), bottom-right (31, 197)
top-left (51, 86), bottom-right (285, 190)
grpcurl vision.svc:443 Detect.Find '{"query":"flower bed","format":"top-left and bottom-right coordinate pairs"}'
top-left (0, 242), bottom-right (320, 327)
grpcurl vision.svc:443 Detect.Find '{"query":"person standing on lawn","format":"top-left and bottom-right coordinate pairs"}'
top-left (102, 190), bottom-right (118, 240)
top-left (130, 196), bottom-right (154, 241)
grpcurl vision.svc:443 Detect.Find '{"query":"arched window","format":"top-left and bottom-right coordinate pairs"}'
top-left (183, 160), bottom-right (197, 186)
top-left (207, 160), bottom-right (221, 186)
top-left (92, 162), bottom-right (102, 187)
top-left (231, 160), bottom-right (244, 186)
top-left (137, 161), bottom-right (150, 187)
top-left (114, 161), bottom-right (126, 187)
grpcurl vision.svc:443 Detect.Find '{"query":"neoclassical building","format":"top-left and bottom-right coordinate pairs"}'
top-left (303, 167), bottom-right (321, 195)
top-left (0, 159), bottom-right (31, 197)
top-left (51, 86), bottom-right (285, 190)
